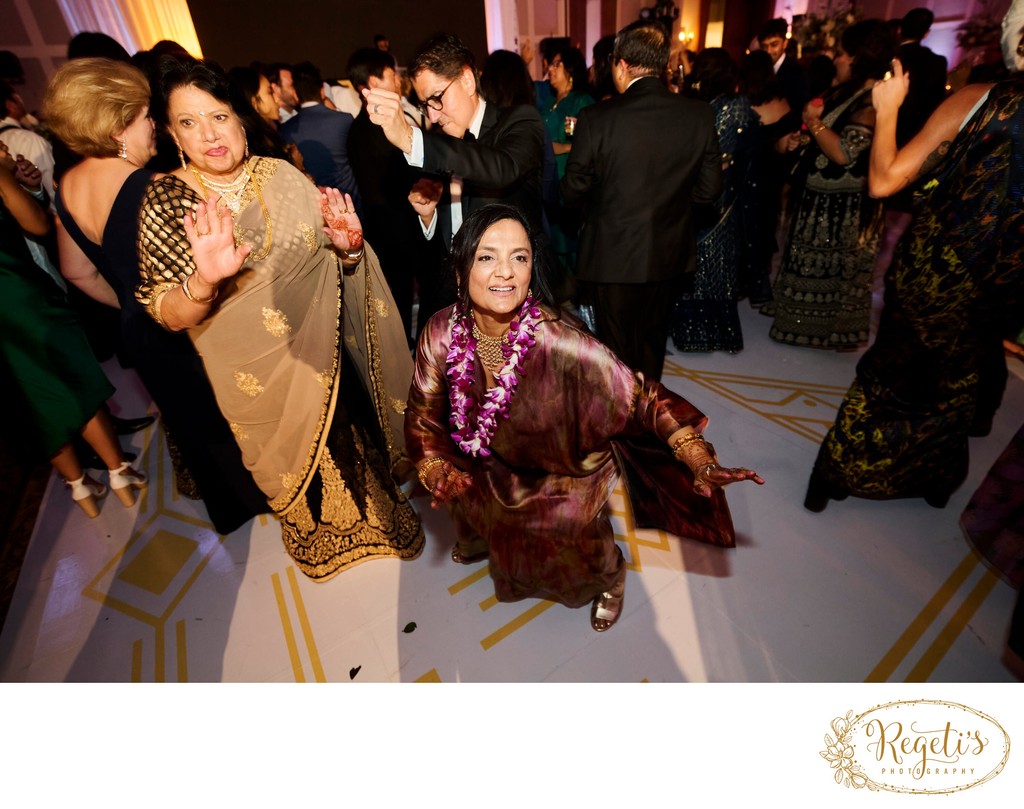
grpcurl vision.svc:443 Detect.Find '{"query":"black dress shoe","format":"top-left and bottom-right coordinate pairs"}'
top-left (74, 440), bottom-right (137, 470)
top-left (924, 491), bottom-right (951, 509)
top-left (111, 414), bottom-right (156, 435)
top-left (804, 470), bottom-right (848, 513)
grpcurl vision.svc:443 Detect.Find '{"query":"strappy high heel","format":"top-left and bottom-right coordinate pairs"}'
top-left (108, 461), bottom-right (147, 507)
top-left (66, 474), bottom-right (107, 518)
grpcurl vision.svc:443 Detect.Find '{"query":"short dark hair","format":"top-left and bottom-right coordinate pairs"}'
top-left (613, 20), bottom-right (670, 75)
top-left (408, 32), bottom-right (475, 80)
top-left (738, 50), bottom-right (779, 105)
top-left (689, 47), bottom-right (736, 102)
top-left (264, 62), bottom-right (293, 87)
top-left (153, 56), bottom-right (283, 160)
top-left (346, 47), bottom-right (397, 90)
top-left (374, 34), bottom-right (389, 45)
top-left (449, 204), bottom-right (557, 313)
top-left (900, 8), bottom-right (934, 41)
top-left (550, 45), bottom-right (589, 94)
top-left (291, 61), bottom-right (323, 103)
top-left (0, 80), bottom-right (16, 109)
top-left (758, 18), bottom-right (789, 43)
top-left (66, 31), bottom-right (132, 62)
top-left (152, 56), bottom-right (233, 125)
top-left (538, 37), bottom-right (570, 64)
top-left (843, 19), bottom-right (898, 84)
top-left (479, 50), bottom-right (535, 107)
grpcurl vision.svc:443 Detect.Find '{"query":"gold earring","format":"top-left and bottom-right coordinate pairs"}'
top-left (118, 138), bottom-right (128, 160)
top-left (177, 146), bottom-right (187, 171)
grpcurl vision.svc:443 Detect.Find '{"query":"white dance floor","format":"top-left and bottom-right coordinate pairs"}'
top-left (2, 304), bottom-right (1022, 684)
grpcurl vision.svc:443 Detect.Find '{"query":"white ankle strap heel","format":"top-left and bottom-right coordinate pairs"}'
top-left (66, 474), bottom-right (107, 518)
top-left (108, 461), bottom-right (148, 507)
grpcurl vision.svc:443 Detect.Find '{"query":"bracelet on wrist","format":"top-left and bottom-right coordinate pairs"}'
top-left (181, 273), bottom-right (218, 305)
top-left (671, 432), bottom-right (705, 462)
top-left (809, 122), bottom-right (827, 137)
top-left (342, 245), bottom-right (365, 263)
top-left (417, 457), bottom-right (446, 490)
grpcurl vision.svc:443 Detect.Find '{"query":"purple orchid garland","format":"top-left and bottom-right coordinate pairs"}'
top-left (446, 295), bottom-right (542, 457)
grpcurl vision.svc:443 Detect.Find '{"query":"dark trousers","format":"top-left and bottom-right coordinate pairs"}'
top-left (581, 278), bottom-right (680, 381)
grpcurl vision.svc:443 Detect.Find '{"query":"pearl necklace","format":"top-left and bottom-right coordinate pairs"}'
top-left (189, 157), bottom-right (273, 261)
top-left (190, 164), bottom-right (251, 213)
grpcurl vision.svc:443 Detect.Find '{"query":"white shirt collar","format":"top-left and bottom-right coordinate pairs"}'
top-left (468, 98), bottom-right (486, 138)
top-left (772, 53), bottom-right (785, 73)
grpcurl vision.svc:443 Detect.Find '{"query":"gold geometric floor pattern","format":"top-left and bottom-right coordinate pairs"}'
top-left (662, 357), bottom-right (848, 443)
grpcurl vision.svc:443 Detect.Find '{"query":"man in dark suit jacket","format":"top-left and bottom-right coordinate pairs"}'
top-left (896, 8), bottom-right (948, 148)
top-left (279, 61), bottom-right (360, 206)
top-left (347, 47), bottom-right (421, 342)
top-left (561, 20), bottom-right (722, 381)
top-left (759, 18), bottom-right (809, 117)
top-left (363, 33), bottom-right (545, 333)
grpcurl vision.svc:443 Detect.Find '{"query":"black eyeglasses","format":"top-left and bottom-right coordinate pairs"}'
top-left (417, 78), bottom-right (456, 113)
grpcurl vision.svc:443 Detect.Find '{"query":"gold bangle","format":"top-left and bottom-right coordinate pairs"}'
top-left (342, 245), bottom-right (365, 263)
top-left (417, 457), bottom-right (445, 490)
top-left (809, 122), bottom-right (827, 137)
top-left (671, 432), bottom-right (705, 461)
top-left (181, 273), bottom-right (218, 305)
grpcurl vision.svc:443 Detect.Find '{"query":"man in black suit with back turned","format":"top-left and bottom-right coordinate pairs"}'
top-left (896, 8), bottom-right (948, 148)
top-left (561, 20), bottom-right (722, 381)
top-left (362, 33), bottom-right (545, 335)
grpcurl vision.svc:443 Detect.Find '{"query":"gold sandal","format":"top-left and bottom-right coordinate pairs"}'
top-left (590, 582), bottom-right (625, 632)
top-left (451, 543), bottom-right (489, 565)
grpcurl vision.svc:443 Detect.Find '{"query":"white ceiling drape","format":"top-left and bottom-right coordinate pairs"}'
top-left (55, 0), bottom-right (202, 57)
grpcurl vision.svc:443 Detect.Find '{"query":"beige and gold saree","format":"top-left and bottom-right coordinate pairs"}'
top-left (138, 157), bottom-right (422, 579)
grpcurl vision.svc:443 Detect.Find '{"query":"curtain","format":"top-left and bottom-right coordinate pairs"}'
top-left (56, 0), bottom-right (203, 57)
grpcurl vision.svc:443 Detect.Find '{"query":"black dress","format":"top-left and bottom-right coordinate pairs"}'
top-left (55, 168), bottom-right (268, 534)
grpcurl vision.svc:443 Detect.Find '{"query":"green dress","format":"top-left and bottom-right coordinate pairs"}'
top-left (542, 90), bottom-right (594, 270)
top-left (0, 200), bottom-right (112, 459)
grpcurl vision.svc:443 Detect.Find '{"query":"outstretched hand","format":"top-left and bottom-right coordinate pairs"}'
top-left (182, 194), bottom-right (251, 285)
top-left (692, 464), bottom-right (765, 498)
top-left (320, 188), bottom-right (364, 253)
top-left (421, 460), bottom-right (473, 509)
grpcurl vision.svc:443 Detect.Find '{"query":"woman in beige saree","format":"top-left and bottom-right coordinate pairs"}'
top-left (136, 57), bottom-right (422, 580)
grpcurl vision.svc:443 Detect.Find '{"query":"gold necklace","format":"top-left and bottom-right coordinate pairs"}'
top-left (191, 164), bottom-right (251, 213)
top-left (190, 157), bottom-right (273, 261)
top-left (472, 322), bottom-right (509, 371)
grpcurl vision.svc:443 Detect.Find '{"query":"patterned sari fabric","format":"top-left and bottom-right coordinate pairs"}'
top-left (671, 95), bottom-right (759, 353)
top-left (137, 157), bottom-right (422, 579)
top-left (768, 86), bottom-right (882, 349)
top-left (814, 78), bottom-right (1024, 500)
top-left (405, 308), bottom-right (728, 609)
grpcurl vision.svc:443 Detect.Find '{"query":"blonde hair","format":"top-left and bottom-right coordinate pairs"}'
top-left (44, 58), bottom-right (150, 157)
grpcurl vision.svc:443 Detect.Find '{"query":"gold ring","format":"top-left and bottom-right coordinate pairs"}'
top-left (883, 70), bottom-right (893, 80)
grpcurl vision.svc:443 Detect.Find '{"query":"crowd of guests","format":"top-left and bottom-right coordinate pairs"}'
top-left (0, 8), bottom-right (1021, 643)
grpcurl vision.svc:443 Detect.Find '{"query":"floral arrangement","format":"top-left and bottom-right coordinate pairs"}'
top-left (446, 296), bottom-right (542, 457)
top-left (792, 2), bottom-right (859, 53)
